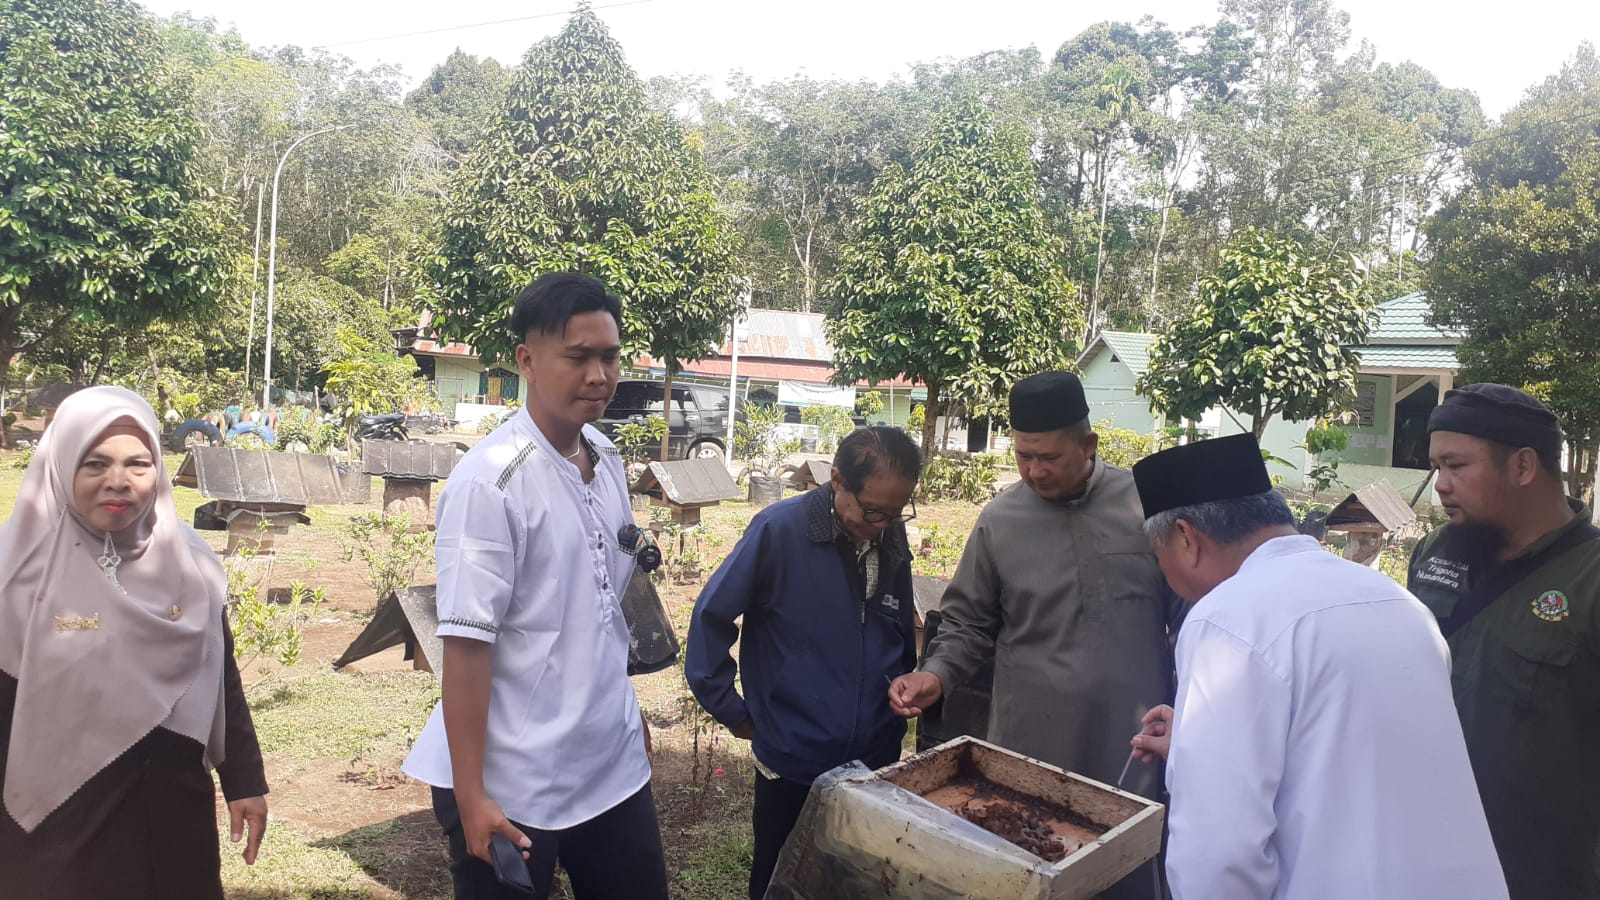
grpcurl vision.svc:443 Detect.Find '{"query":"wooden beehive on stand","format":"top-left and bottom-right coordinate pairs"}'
top-left (174, 446), bottom-right (370, 554)
top-left (358, 440), bottom-right (466, 528)
top-left (781, 459), bottom-right (833, 492)
top-left (1322, 481), bottom-right (1417, 567)
top-left (630, 458), bottom-right (740, 526)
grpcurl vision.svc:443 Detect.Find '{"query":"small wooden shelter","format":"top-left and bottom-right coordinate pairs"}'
top-left (332, 586), bottom-right (441, 673)
top-left (781, 459), bottom-right (834, 492)
top-left (1322, 481), bottom-right (1418, 566)
top-left (358, 440), bottom-right (465, 526)
top-left (174, 446), bottom-right (370, 553)
top-left (630, 458), bottom-right (740, 526)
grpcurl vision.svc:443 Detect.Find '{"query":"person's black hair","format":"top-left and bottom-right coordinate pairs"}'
top-left (834, 426), bottom-right (923, 494)
top-left (509, 272), bottom-right (623, 343)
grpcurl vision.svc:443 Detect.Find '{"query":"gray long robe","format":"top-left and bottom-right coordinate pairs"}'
top-left (921, 460), bottom-right (1181, 804)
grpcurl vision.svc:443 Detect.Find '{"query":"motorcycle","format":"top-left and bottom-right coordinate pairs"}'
top-left (355, 412), bottom-right (409, 442)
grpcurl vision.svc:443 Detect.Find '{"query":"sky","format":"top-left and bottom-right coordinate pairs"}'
top-left (136, 0), bottom-right (1600, 118)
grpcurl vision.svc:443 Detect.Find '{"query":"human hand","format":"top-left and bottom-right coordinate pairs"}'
top-left (642, 712), bottom-right (654, 757)
top-left (1130, 705), bottom-right (1173, 763)
top-left (457, 789), bottom-right (530, 865)
top-left (888, 672), bottom-right (943, 718)
top-left (227, 795), bottom-right (268, 865)
top-left (729, 719), bottom-right (756, 740)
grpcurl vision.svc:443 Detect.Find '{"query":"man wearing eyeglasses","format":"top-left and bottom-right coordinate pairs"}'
top-left (686, 426), bottom-right (922, 900)
top-left (890, 371), bottom-right (1180, 900)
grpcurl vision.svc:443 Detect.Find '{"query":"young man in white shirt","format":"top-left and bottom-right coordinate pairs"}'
top-left (403, 272), bottom-right (667, 900)
top-left (1126, 433), bottom-right (1506, 900)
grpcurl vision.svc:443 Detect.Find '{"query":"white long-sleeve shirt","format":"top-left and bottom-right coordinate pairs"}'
top-left (1165, 535), bottom-right (1507, 900)
top-left (402, 413), bottom-right (649, 829)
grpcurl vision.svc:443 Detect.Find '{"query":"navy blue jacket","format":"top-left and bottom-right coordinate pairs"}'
top-left (686, 486), bottom-right (916, 784)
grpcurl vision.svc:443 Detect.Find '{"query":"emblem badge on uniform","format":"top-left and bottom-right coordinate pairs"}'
top-left (1531, 590), bottom-right (1570, 622)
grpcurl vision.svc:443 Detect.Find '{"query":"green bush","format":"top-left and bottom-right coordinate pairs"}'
top-left (920, 452), bottom-right (999, 504)
top-left (1094, 424), bottom-right (1174, 469)
top-left (801, 405), bottom-right (855, 451)
top-left (614, 415), bottom-right (669, 465)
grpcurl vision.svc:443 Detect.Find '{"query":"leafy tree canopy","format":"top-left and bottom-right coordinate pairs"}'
top-left (1424, 42), bottom-right (1600, 494)
top-left (0, 0), bottom-right (239, 383)
top-left (826, 98), bottom-right (1079, 454)
top-left (416, 3), bottom-right (743, 371)
top-left (1139, 227), bottom-right (1371, 438)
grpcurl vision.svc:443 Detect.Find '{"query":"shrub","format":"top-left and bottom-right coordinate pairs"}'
top-left (337, 512), bottom-right (436, 607)
top-left (801, 405), bottom-right (855, 451)
top-left (919, 452), bottom-right (999, 504)
top-left (1094, 424), bottom-right (1174, 469)
top-left (614, 415), bottom-right (669, 465)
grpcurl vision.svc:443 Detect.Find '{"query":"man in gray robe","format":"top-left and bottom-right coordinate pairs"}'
top-left (890, 372), bottom-right (1180, 900)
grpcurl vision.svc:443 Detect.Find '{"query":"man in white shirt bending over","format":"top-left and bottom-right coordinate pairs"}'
top-left (1126, 433), bottom-right (1506, 900)
top-left (404, 272), bottom-right (666, 900)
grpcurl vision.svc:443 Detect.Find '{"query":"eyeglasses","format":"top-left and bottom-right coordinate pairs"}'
top-left (854, 493), bottom-right (917, 525)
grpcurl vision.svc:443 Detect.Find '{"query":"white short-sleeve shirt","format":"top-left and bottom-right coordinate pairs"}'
top-left (402, 412), bottom-right (649, 830)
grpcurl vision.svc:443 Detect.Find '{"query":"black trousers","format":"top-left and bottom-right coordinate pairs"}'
top-left (432, 784), bottom-right (669, 900)
top-left (749, 771), bottom-right (813, 900)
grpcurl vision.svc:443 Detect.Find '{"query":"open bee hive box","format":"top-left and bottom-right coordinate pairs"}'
top-left (764, 737), bottom-right (1163, 900)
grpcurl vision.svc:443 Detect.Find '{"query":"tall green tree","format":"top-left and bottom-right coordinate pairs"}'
top-left (405, 49), bottom-right (513, 161)
top-left (826, 100), bottom-right (1079, 457)
top-left (1424, 43), bottom-right (1600, 496)
top-left (417, 3), bottom-right (743, 460)
top-left (0, 0), bottom-right (238, 399)
top-left (1139, 228), bottom-right (1371, 439)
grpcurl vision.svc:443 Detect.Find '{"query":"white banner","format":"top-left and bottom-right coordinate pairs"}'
top-left (777, 380), bottom-right (856, 409)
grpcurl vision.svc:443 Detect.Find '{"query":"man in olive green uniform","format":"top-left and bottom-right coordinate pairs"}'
top-left (1408, 384), bottom-right (1600, 899)
top-left (891, 372), bottom-right (1180, 900)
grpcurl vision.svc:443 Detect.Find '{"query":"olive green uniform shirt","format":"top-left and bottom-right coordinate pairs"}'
top-left (1409, 501), bottom-right (1600, 900)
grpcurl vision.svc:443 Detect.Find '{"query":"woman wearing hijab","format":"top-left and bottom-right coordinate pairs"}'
top-left (0, 386), bottom-right (269, 898)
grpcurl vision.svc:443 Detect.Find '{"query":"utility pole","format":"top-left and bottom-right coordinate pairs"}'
top-left (262, 123), bottom-right (358, 410)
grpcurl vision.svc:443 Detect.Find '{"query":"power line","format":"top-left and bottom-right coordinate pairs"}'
top-left (319, 0), bottom-right (655, 49)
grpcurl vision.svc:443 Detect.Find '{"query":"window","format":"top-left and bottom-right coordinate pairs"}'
top-left (693, 388), bottom-right (729, 412)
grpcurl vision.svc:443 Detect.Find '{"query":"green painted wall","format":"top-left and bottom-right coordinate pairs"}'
top-left (1328, 375), bottom-right (1393, 467)
top-left (1081, 351), bottom-right (1161, 435)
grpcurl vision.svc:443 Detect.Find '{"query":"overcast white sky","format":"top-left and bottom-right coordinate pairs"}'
top-left (137, 0), bottom-right (1599, 118)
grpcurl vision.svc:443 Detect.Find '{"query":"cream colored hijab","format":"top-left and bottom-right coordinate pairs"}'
top-left (0, 386), bottom-right (227, 832)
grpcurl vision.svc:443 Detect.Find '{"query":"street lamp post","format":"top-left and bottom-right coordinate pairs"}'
top-left (261, 123), bottom-right (358, 410)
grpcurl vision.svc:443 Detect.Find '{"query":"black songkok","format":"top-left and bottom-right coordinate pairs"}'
top-left (1009, 372), bottom-right (1090, 433)
top-left (1132, 433), bottom-right (1273, 519)
top-left (1427, 383), bottom-right (1562, 461)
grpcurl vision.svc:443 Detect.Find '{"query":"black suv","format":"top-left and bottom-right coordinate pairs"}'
top-left (597, 380), bottom-right (734, 461)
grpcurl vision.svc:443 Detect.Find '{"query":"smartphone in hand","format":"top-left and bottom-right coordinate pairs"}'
top-left (489, 832), bottom-right (536, 895)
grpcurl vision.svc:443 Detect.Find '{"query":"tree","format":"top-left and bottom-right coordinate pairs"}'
top-left (1424, 43), bottom-right (1600, 497)
top-left (0, 0), bottom-right (239, 398)
top-left (1139, 228), bottom-right (1371, 439)
top-left (405, 49), bottom-right (512, 161)
top-left (417, 3), bottom-right (743, 461)
top-left (826, 99), bottom-right (1079, 458)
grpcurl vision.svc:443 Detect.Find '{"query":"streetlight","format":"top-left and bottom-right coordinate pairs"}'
top-left (261, 123), bottom-right (358, 410)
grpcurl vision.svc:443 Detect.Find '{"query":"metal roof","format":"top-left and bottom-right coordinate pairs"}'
top-left (1325, 481), bottom-right (1418, 532)
top-left (1353, 346), bottom-right (1459, 370)
top-left (1368, 293), bottom-right (1462, 345)
top-left (173, 447), bottom-right (372, 505)
top-left (631, 459), bottom-right (741, 506)
top-left (1076, 331), bottom-right (1157, 377)
top-left (359, 441), bottom-right (465, 481)
top-left (332, 586), bottom-right (442, 672)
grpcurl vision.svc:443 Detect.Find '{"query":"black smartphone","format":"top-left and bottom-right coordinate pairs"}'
top-left (489, 833), bottom-right (536, 895)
